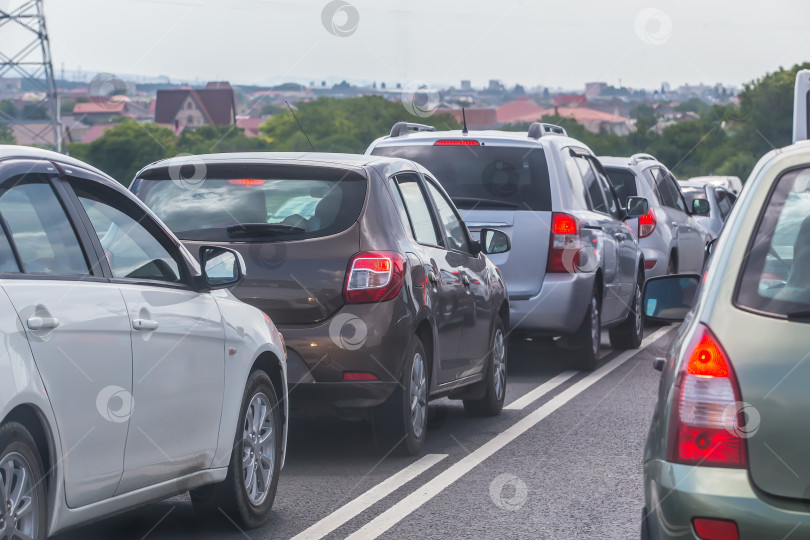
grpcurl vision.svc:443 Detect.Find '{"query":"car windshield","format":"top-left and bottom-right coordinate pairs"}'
top-left (604, 167), bottom-right (638, 205)
top-left (371, 144), bottom-right (551, 211)
top-left (737, 167), bottom-right (810, 318)
top-left (133, 164), bottom-right (367, 242)
top-left (680, 186), bottom-right (707, 208)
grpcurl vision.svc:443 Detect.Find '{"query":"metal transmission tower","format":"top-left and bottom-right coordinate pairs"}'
top-left (0, 0), bottom-right (61, 151)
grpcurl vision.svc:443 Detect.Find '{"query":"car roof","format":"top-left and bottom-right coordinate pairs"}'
top-left (0, 144), bottom-right (113, 179)
top-left (679, 180), bottom-right (711, 190)
top-left (368, 129), bottom-right (589, 151)
top-left (598, 155), bottom-right (661, 170)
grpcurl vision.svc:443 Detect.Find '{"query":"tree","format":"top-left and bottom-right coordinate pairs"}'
top-left (0, 100), bottom-right (17, 120)
top-left (0, 124), bottom-right (15, 144)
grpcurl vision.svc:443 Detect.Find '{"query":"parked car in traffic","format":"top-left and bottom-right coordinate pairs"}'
top-left (678, 180), bottom-right (737, 240)
top-left (601, 154), bottom-right (711, 278)
top-left (131, 153), bottom-right (511, 456)
top-left (367, 122), bottom-right (650, 370)
top-left (641, 70), bottom-right (810, 539)
top-left (0, 146), bottom-right (288, 539)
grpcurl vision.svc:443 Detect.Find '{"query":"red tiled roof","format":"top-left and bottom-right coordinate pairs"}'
top-left (236, 117), bottom-right (262, 137)
top-left (73, 101), bottom-right (126, 115)
top-left (496, 98), bottom-right (544, 124)
top-left (81, 124), bottom-right (115, 144)
top-left (553, 94), bottom-right (587, 107)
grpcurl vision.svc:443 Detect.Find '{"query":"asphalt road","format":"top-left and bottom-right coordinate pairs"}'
top-left (54, 325), bottom-right (676, 540)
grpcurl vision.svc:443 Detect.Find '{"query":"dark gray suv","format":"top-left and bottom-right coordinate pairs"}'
top-left (131, 153), bottom-right (510, 455)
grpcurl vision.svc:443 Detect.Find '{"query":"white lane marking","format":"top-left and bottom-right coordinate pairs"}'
top-left (504, 370), bottom-right (578, 410)
top-left (346, 327), bottom-right (672, 540)
top-left (289, 453), bottom-right (448, 540)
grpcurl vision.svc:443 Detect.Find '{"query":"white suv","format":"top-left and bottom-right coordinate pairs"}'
top-left (600, 154), bottom-right (710, 278)
top-left (0, 146), bottom-right (287, 539)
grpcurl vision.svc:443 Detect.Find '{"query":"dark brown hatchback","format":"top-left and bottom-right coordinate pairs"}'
top-left (131, 153), bottom-right (510, 454)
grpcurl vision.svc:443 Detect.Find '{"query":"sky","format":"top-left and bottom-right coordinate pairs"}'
top-left (22, 0), bottom-right (810, 91)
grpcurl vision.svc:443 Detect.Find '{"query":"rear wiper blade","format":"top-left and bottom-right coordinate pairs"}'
top-left (226, 223), bottom-right (305, 237)
top-left (786, 310), bottom-right (810, 320)
top-left (451, 197), bottom-right (520, 209)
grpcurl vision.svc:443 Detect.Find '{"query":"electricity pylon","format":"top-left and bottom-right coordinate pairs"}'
top-left (0, 0), bottom-right (61, 151)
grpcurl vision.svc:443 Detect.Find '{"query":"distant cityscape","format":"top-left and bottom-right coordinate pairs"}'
top-left (0, 74), bottom-right (740, 147)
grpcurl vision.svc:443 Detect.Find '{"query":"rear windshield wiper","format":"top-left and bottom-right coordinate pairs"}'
top-left (786, 310), bottom-right (810, 321)
top-left (226, 223), bottom-right (306, 238)
top-left (451, 197), bottom-right (520, 210)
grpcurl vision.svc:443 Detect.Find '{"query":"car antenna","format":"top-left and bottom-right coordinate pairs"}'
top-left (462, 107), bottom-right (469, 135)
top-left (285, 100), bottom-right (315, 151)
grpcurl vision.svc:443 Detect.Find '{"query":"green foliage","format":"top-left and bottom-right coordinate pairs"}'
top-left (0, 123), bottom-right (15, 144)
top-left (22, 104), bottom-right (48, 120)
top-left (674, 98), bottom-right (710, 115)
top-left (259, 96), bottom-right (460, 153)
top-left (0, 100), bottom-right (17, 120)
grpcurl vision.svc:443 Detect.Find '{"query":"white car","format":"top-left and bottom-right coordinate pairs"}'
top-left (0, 146), bottom-right (288, 539)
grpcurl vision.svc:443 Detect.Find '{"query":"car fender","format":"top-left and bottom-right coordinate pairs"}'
top-left (209, 290), bottom-right (288, 469)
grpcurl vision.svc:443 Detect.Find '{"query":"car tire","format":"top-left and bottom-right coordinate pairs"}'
top-left (191, 371), bottom-right (282, 529)
top-left (373, 336), bottom-right (428, 456)
top-left (463, 318), bottom-right (507, 417)
top-left (667, 253), bottom-right (677, 275)
top-left (0, 422), bottom-right (47, 540)
top-left (572, 287), bottom-right (601, 371)
top-left (641, 507), bottom-right (651, 540)
top-left (609, 274), bottom-right (644, 350)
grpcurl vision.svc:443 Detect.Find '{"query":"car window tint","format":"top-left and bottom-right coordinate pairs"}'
top-left (0, 175), bottom-right (89, 275)
top-left (652, 168), bottom-right (676, 208)
top-left (576, 156), bottom-right (607, 213)
top-left (0, 219), bottom-right (20, 273)
top-left (667, 175), bottom-right (688, 213)
top-left (562, 152), bottom-right (590, 210)
top-left (74, 184), bottom-right (182, 283)
top-left (387, 177), bottom-right (416, 240)
top-left (394, 174), bottom-right (439, 246)
top-left (736, 167), bottom-right (810, 317)
top-left (594, 165), bottom-right (621, 219)
top-left (424, 179), bottom-right (471, 254)
top-left (717, 190), bottom-right (732, 218)
top-left (604, 168), bottom-right (638, 206)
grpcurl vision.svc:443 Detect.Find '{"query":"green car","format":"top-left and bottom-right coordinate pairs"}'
top-left (641, 72), bottom-right (810, 540)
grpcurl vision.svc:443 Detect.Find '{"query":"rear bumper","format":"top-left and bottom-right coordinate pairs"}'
top-left (509, 272), bottom-right (593, 334)
top-left (644, 459), bottom-right (810, 539)
top-left (279, 299), bottom-right (412, 411)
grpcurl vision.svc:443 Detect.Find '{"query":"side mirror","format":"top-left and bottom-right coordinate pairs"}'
top-left (199, 246), bottom-right (246, 290)
top-left (706, 238), bottom-right (717, 256)
top-left (642, 274), bottom-right (701, 323)
top-left (692, 198), bottom-right (711, 216)
top-left (624, 196), bottom-right (649, 219)
top-left (480, 228), bottom-right (511, 255)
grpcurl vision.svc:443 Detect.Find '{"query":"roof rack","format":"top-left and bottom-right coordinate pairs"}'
top-left (629, 153), bottom-right (657, 165)
top-left (389, 122), bottom-right (437, 138)
top-left (527, 122), bottom-right (567, 139)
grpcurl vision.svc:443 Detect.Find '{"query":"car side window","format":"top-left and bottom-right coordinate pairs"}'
top-left (717, 190), bottom-right (732, 218)
top-left (562, 151), bottom-right (590, 210)
top-left (666, 174), bottom-right (688, 213)
top-left (72, 182), bottom-right (183, 284)
top-left (0, 174), bottom-right (89, 275)
top-left (0, 223), bottom-right (19, 274)
top-left (424, 178), bottom-right (472, 255)
top-left (575, 155), bottom-right (608, 213)
top-left (392, 173), bottom-right (440, 246)
top-left (590, 161), bottom-right (621, 219)
top-left (651, 168), bottom-right (676, 208)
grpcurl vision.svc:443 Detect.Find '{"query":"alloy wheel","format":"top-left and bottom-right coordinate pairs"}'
top-left (410, 352), bottom-right (427, 439)
top-left (492, 328), bottom-right (506, 401)
top-left (633, 283), bottom-right (643, 336)
top-left (242, 393), bottom-right (276, 506)
top-left (0, 452), bottom-right (38, 540)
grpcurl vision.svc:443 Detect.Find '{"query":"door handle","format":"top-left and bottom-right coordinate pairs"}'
top-left (461, 274), bottom-right (471, 287)
top-left (27, 316), bottom-right (59, 331)
top-left (132, 319), bottom-right (159, 331)
top-left (428, 271), bottom-right (438, 285)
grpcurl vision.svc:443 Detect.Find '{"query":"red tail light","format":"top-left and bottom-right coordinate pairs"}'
top-left (433, 140), bottom-right (480, 146)
top-left (668, 324), bottom-right (746, 468)
top-left (343, 372), bottom-right (379, 381)
top-left (547, 213), bottom-right (581, 273)
top-left (345, 252), bottom-right (406, 304)
top-left (693, 518), bottom-right (739, 540)
top-left (638, 208), bottom-right (657, 238)
top-left (228, 178), bottom-right (265, 186)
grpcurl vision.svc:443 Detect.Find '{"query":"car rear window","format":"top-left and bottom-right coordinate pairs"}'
top-left (133, 164), bottom-right (367, 242)
top-left (736, 167), bottom-right (810, 319)
top-left (680, 186), bottom-right (707, 209)
top-left (371, 144), bottom-right (551, 211)
top-left (604, 167), bottom-right (638, 205)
